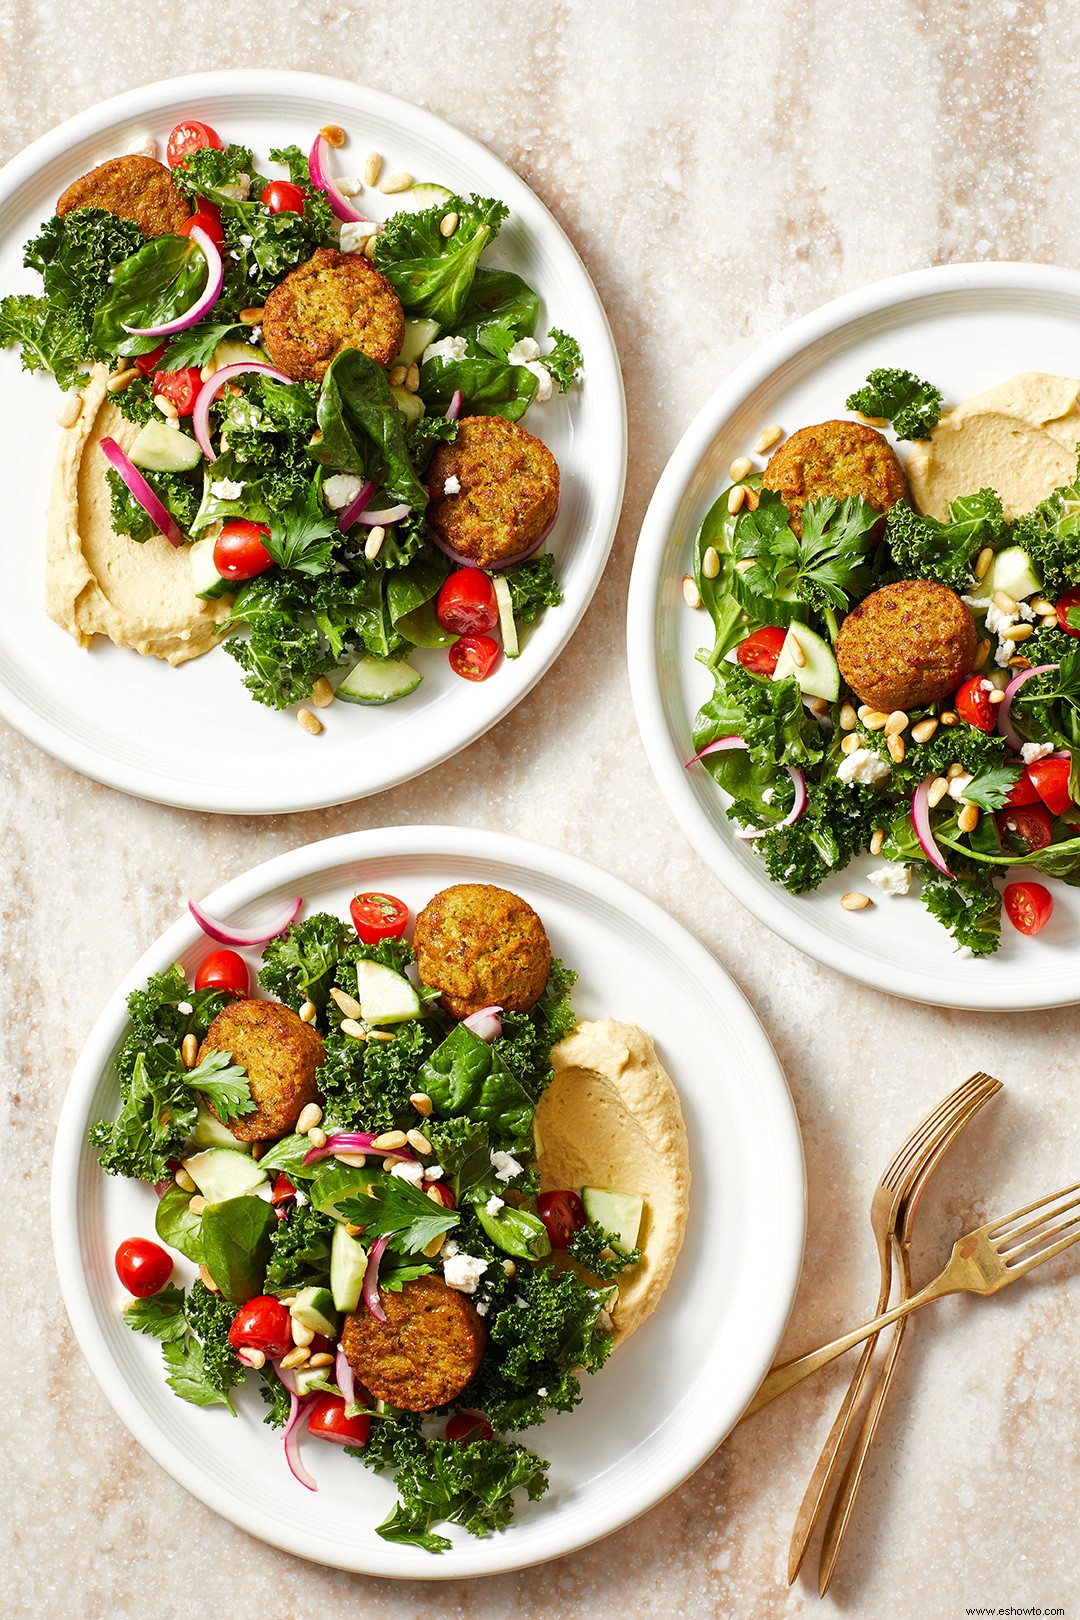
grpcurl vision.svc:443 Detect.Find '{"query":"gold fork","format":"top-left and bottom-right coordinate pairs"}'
top-left (744, 1177), bottom-right (1080, 1417)
top-left (787, 1071), bottom-right (1002, 1584)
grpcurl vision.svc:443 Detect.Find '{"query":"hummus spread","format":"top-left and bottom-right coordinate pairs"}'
top-left (906, 372), bottom-right (1080, 522)
top-left (536, 1018), bottom-right (690, 1344)
top-left (45, 365), bottom-right (231, 664)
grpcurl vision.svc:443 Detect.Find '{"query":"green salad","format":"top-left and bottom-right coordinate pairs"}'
top-left (689, 366), bottom-right (1080, 955)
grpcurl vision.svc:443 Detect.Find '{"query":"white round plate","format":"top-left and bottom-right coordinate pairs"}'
top-left (0, 73), bottom-right (625, 813)
top-left (51, 826), bottom-right (804, 1578)
top-left (628, 262), bottom-right (1080, 1011)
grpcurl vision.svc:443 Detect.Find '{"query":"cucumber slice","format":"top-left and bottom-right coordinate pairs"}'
top-left (390, 384), bottom-right (425, 426)
top-left (331, 1222), bottom-right (368, 1312)
top-left (188, 534), bottom-right (231, 601)
top-left (191, 1103), bottom-right (250, 1152)
top-left (772, 621), bottom-right (840, 702)
top-left (493, 575), bottom-right (519, 657)
top-left (182, 1147), bottom-right (267, 1203)
top-left (336, 654), bottom-right (422, 705)
top-left (983, 545), bottom-right (1042, 603)
top-left (294, 1361), bottom-right (335, 1397)
top-left (394, 599), bottom-right (453, 648)
top-left (382, 182), bottom-right (454, 216)
top-left (212, 336), bottom-right (268, 370)
top-left (356, 959), bottom-right (421, 1024)
top-left (129, 418), bottom-right (203, 472)
top-left (290, 1285), bottom-right (340, 1338)
top-left (310, 1160), bottom-right (381, 1219)
top-left (581, 1186), bottom-right (644, 1253)
top-left (398, 317), bottom-right (440, 368)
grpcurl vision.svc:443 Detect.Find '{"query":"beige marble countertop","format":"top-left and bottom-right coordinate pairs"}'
top-left (4, 2), bottom-right (1080, 1614)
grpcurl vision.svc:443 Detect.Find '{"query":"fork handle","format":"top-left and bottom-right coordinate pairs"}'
top-left (742, 1272), bottom-right (953, 1419)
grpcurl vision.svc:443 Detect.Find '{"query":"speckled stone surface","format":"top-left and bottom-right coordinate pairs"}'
top-left (4, 2), bottom-right (1080, 1614)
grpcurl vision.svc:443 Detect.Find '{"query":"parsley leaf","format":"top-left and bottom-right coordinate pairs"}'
top-left (123, 1284), bottom-right (187, 1341)
top-left (186, 1048), bottom-right (255, 1121)
top-left (734, 490), bottom-right (880, 617)
top-left (339, 1174), bottom-right (459, 1256)
top-left (845, 367), bottom-right (943, 439)
top-left (162, 1337), bottom-right (235, 1408)
top-left (263, 479), bottom-right (338, 577)
top-left (961, 765), bottom-right (1023, 812)
top-left (162, 321), bottom-right (242, 369)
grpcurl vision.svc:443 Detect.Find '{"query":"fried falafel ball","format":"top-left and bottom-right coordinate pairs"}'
top-left (197, 998), bottom-right (324, 1143)
top-left (413, 882), bottom-right (552, 1019)
top-left (260, 246), bottom-right (404, 383)
top-left (836, 579), bottom-right (978, 713)
top-left (341, 1274), bottom-right (487, 1412)
top-left (762, 419), bottom-right (907, 538)
top-left (56, 155), bottom-right (192, 237)
top-left (426, 415), bottom-right (560, 570)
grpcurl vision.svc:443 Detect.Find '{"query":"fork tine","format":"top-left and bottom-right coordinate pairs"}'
top-left (901, 1080), bottom-right (1002, 1226)
top-left (988, 1179), bottom-right (1080, 1236)
top-left (882, 1073), bottom-right (999, 1190)
top-left (1003, 1221), bottom-right (1080, 1278)
top-left (997, 1191), bottom-right (1080, 1257)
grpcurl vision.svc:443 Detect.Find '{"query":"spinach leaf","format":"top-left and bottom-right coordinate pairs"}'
top-left (419, 347), bottom-right (539, 422)
top-left (474, 1200), bottom-right (551, 1261)
top-left (155, 1181), bottom-right (205, 1263)
top-left (419, 1024), bottom-right (536, 1142)
top-left (314, 349), bottom-right (427, 509)
top-left (454, 267), bottom-right (539, 354)
top-left (92, 234), bottom-right (208, 358)
top-left (199, 1195), bottom-right (277, 1303)
top-left (374, 194), bottom-right (508, 328)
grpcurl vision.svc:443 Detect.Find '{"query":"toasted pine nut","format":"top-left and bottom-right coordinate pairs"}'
top-left (855, 412), bottom-right (886, 427)
top-left (251, 1142), bottom-right (263, 1161)
top-left (502, 1259), bottom-right (517, 1277)
top-left (946, 761), bottom-right (967, 778)
top-left (862, 710), bottom-right (889, 731)
top-left (307, 1126), bottom-right (327, 1150)
top-left (334, 1151), bottom-right (367, 1167)
top-left (291, 1316), bottom-right (315, 1348)
top-left (887, 734), bottom-right (905, 764)
top-left (188, 1194), bottom-right (208, 1216)
top-left (993, 590), bottom-right (1018, 615)
top-left (727, 484), bottom-right (747, 515)
top-left (330, 986), bottom-right (363, 1019)
top-left (368, 1030), bottom-right (395, 1042)
top-left (841, 892), bottom-right (872, 911)
top-left (1008, 656), bottom-right (1032, 671)
top-left (364, 152), bottom-right (382, 186)
top-left (237, 1346), bottom-right (266, 1369)
top-left (940, 709), bottom-right (959, 726)
top-left (299, 1000), bottom-right (317, 1024)
top-left (808, 696), bottom-right (829, 719)
top-left (423, 1230), bottom-right (447, 1258)
top-left (106, 369), bottom-right (138, 393)
top-left (884, 710), bottom-right (909, 737)
top-left (383, 1155), bottom-right (400, 1171)
top-left (380, 170), bottom-right (413, 194)
top-left (175, 1167), bottom-right (196, 1193)
top-left (200, 363), bottom-right (215, 382)
top-left (958, 802), bottom-right (980, 834)
top-left (742, 487), bottom-right (760, 511)
top-left (911, 717), bottom-right (938, 743)
top-left (729, 455), bottom-right (753, 482)
top-left (1031, 599), bottom-right (1055, 617)
top-left (308, 1352), bottom-right (334, 1368)
top-left (839, 703), bottom-right (858, 731)
top-left (239, 306), bottom-right (265, 324)
top-left (840, 732), bottom-right (863, 755)
top-left (928, 777), bottom-right (950, 808)
top-left (975, 546), bottom-right (995, 581)
top-left (754, 423), bottom-right (783, 454)
top-left (988, 688), bottom-right (1006, 705)
top-left (406, 1129), bottom-right (432, 1155)
top-left (1005, 623), bottom-right (1034, 642)
top-left (364, 526), bottom-right (386, 561)
top-left (320, 123), bottom-right (346, 148)
top-left (373, 1129), bottom-right (408, 1150)
top-left (297, 708), bottom-right (323, 735)
top-left (788, 635), bottom-right (806, 668)
top-left (362, 235), bottom-right (377, 259)
top-left (389, 364), bottom-right (407, 387)
top-left (439, 211), bottom-right (459, 238)
top-left (155, 394), bottom-right (178, 419)
top-left (345, 1224), bottom-right (363, 1236)
top-left (870, 828), bottom-right (885, 855)
top-left (410, 1092), bottom-right (433, 1117)
top-left (279, 1346), bottom-right (309, 1370)
top-left (310, 675), bottom-right (334, 708)
top-left (857, 704), bottom-right (873, 719)
top-left (1042, 613), bottom-right (1059, 628)
top-left (405, 362), bottom-right (420, 392)
top-left (199, 1265), bottom-right (219, 1294)
top-left (56, 393), bottom-right (83, 427)
top-left (181, 1033), bottom-right (199, 1069)
top-left (682, 574), bottom-right (702, 609)
top-left (702, 545), bottom-right (721, 579)
top-left (973, 639), bottom-right (991, 670)
top-left (296, 1102), bottom-right (323, 1136)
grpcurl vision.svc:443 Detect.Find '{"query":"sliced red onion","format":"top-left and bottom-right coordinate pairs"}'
top-left (188, 894), bottom-right (302, 947)
top-left (685, 734), bottom-right (747, 768)
top-left (99, 437), bottom-right (185, 548)
top-left (283, 1391), bottom-right (318, 1491)
top-left (122, 227), bottom-right (224, 337)
top-left (444, 390), bottom-right (463, 422)
top-left (429, 498), bottom-right (560, 571)
top-left (191, 361), bottom-right (292, 461)
top-left (912, 780), bottom-right (953, 877)
top-left (997, 663), bottom-right (1059, 753)
top-left (363, 1236), bottom-right (389, 1322)
top-left (462, 1005), bottom-right (502, 1042)
top-left (356, 503), bottom-right (410, 526)
top-left (734, 768), bottom-right (808, 840)
top-left (335, 1345), bottom-right (356, 1408)
top-left (302, 1130), bottom-right (414, 1168)
top-left (338, 479), bottom-right (376, 532)
top-left (154, 1178), bottom-right (170, 1198)
top-left (308, 134), bottom-right (381, 227)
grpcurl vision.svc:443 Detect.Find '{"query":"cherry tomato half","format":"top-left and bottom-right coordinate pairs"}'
top-left (736, 626), bottom-right (788, 677)
top-left (537, 1189), bottom-right (586, 1250)
top-left (1004, 881), bottom-right (1054, 936)
top-left (1006, 769), bottom-right (1042, 807)
top-left (445, 1412), bottom-right (494, 1444)
top-left (1055, 587), bottom-right (1080, 640)
top-left (167, 119), bottom-right (225, 168)
top-left (426, 1182), bottom-right (456, 1211)
top-left (179, 204), bottom-right (226, 250)
top-left (270, 1174), bottom-right (297, 1206)
top-left (996, 802), bottom-right (1055, 854)
top-left (307, 1394), bottom-right (371, 1447)
top-left (228, 1295), bottom-right (293, 1359)
top-left (214, 519), bottom-right (274, 582)
top-left (133, 342), bottom-right (168, 376)
top-left (115, 1237), bottom-right (173, 1298)
top-left (349, 891), bottom-right (410, 944)
top-left (194, 948), bottom-right (249, 999)
top-left (153, 366), bottom-right (202, 416)
top-left (260, 180), bottom-right (306, 216)
top-left (436, 569), bottom-right (498, 637)
top-left (1027, 755), bottom-right (1075, 817)
top-left (955, 675), bottom-right (996, 733)
top-left (448, 633), bottom-right (501, 682)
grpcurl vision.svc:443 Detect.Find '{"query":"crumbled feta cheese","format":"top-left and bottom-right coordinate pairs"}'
top-left (442, 474), bottom-right (461, 496)
top-left (475, 1300), bottom-right (489, 1316)
top-left (484, 1195), bottom-right (505, 1217)
top-left (980, 679), bottom-right (995, 692)
top-left (1021, 741), bottom-right (1054, 764)
top-left (248, 263), bottom-right (259, 278)
top-left (339, 221), bottom-right (370, 253)
top-left (423, 1165), bottom-right (444, 1181)
top-left (948, 772), bottom-right (974, 800)
top-left (984, 600), bottom-right (1017, 638)
top-left (442, 1253), bottom-right (489, 1295)
top-left (515, 1295), bottom-right (529, 1308)
top-left (868, 862), bottom-right (912, 896)
top-left (441, 1239), bottom-right (459, 1259)
top-left (962, 595), bottom-right (991, 614)
top-left (294, 1188), bottom-right (309, 1207)
top-left (994, 640), bottom-right (1014, 668)
top-left (238, 233), bottom-right (254, 249)
top-left (836, 748), bottom-right (891, 787)
top-left (490, 1149), bottom-right (523, 1182)
top-left (761, 787), bottom-right (776, 805)
top-left (209, 478), bottom-right (245, 501)
top-left (1018, 600), bottom-right (1037, 621)
top-left (248, 325), bottom-right (262, 344)
top-left (537, 1387), bottom-right (548, 1397)
top-left (221, 175), bottom-right (251, 203)
top-left (177, 1002), bottom-right (192, 1016)
top-left (390, 1160), bottom-right (425, 1185)
top-left (336, 176), bottom-right (362, 197)
top-left (506, 337), bottom-right (553, 400)
top-left (423, 335), bottom-right (469, 366)
top-left (324, 473), bottom-right (365, 510)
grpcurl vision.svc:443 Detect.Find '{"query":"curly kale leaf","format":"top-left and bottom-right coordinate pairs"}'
top-left (406, 412), bottom-right (458, 472)
top-left (258, 912), bottom-right (351, 1010)
top-left (374, 194), bottom-right (508, 328)
top-left (170, 142), bottom-right (258, 205)
top-left (1009, 456), bottom-right (1080, 597)
top-left (0, 294), bottom-right (88, 390)
top-left (108, 466), bottom-right (200, 542)
top-left (756, 775), bottom-right (881, 895)
top-left (542, 328), bottom-right (582, 392)
top-left (320, 1016), bottom-right (440, 1134)
top-left (504, 553), bottom-right (562, 625)
top-left (221, 575), bottom-right (338, 710)
top-left (884, 489), bottom-right (1004, 591)
top-left (375, 1435), bottom-right (549, 1550)
top-left (264, 1203), bottom-right (335, 1294)
top-left (260, 1368), bottom-right (292, 1429)
top-left (923, 872), bottom-right (1002, 955)
top-left (846, 367), bottom-right (943, 439)
top-left (568, 1221), bottom-right (642, 1281)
